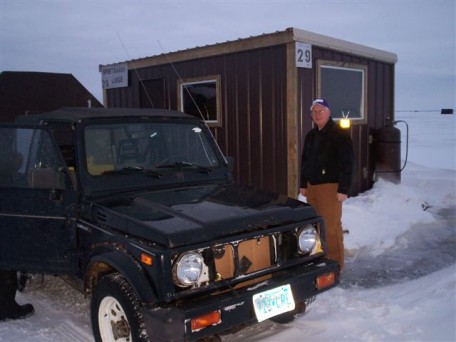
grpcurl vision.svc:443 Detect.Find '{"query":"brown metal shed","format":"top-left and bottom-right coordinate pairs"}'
top-left (0, 71), bottom-right (102, 122)
top-left (99, 28), bottom-right (398, 197)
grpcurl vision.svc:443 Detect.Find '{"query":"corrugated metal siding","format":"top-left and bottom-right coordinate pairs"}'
top-left (105, 45), bottom-right (289, 195)
top-left (105, 42), bottom-right (394, 196)
top-left (220, 47), bottom-right (289, 194)
top-left (1, 71), bottom-right (102, 122)
top-left (297, 47), bottom-right (395, 196)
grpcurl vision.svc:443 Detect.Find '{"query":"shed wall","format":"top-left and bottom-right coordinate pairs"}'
top-left (104, 42), bottom-right (395, 197)
top-left (297, 46), bottom-right (395, 195)
top-left (105, 45), bottom-right (290, 195)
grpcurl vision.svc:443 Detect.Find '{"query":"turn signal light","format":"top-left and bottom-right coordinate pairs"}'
top-left (316, 272), bottom-right (336, 290)
top-left (191, 311), bottom-right (221, 332)
top-left (140, 253), bottom-right (153, 266)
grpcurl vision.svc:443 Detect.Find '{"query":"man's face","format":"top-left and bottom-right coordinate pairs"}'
top-left (311, 104), bottom-right (331, 130)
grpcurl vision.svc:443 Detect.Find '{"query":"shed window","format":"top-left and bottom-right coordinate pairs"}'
top-left (317, 61), bottom-right (367, 123)
top-left (178, 75), bottom-right (221, 127)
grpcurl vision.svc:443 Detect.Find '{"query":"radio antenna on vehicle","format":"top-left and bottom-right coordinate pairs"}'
top-left (157, 40), bottom-right (228, 164)
top-left (116, 32), bottom-right (155, 108)
top-left (156, 40), bottom-right (206, 121)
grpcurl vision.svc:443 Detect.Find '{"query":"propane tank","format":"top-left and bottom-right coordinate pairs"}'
top-left (373, 123), bottom-right (401, 183)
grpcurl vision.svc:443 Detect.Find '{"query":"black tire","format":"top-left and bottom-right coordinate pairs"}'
top-left (91, 273), bottom-right (148, 342)
top-left (269, 301), bottom-right (307, 324)
top-left (269, 312), bottom-right (296, 324)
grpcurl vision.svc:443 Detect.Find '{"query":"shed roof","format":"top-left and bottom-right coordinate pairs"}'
top-left (100, 27), bottom-right (397, 70)
top-left (292, 28), bottom-right (397, 63)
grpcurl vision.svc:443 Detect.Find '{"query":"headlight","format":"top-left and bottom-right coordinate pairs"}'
top-left (173, 251), bottom-right (204, 287)
top-left (298, 226), bottom-right (317, 254)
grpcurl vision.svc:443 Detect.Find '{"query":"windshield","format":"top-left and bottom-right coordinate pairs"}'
top-left (84, 121), bottom-right (220, 176)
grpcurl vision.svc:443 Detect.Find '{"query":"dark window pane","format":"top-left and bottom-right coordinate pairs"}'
top-left (320, 65), bottom-right (365, 120)
top-left (182, 81), bottom-right (217, 121)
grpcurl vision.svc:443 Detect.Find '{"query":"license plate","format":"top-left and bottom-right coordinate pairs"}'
top-left (252, 284), bottom-right (295, 322)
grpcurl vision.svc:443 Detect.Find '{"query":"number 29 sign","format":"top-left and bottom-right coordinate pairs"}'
top-left (296, 42), bottom-right (312, 69)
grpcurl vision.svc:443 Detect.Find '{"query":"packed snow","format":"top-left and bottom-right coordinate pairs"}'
top-left (0, 111), bottom-right (455, 341)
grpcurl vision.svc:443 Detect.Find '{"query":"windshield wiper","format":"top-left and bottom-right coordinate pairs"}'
top-left (156, 161), bottom-right (213, 173)
top-left (102, 166), bottom-right (163, 178)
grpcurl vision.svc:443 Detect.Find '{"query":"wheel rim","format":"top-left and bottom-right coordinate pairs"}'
top-left (98, 296), bottom-right (132, 341)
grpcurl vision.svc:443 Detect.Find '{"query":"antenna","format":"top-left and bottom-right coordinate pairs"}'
top-left (157, 40), bottom-right (228, 164)
top-left (156, 40), bottom-right (205, 121)
top-left (116, 32), bottom-right (155, 108)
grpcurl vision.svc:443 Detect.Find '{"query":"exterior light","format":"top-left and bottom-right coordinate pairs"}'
top-left (298, 225), bottom-right (317, 254)
top-left (191, 311), bottom-right (222, 332)
top-left (339, 118), bottom-right (351, 129)
top-left (140, 253), bottom-right (153, 266)
top-left (316, 272), bottom-right (336, 290)
top-left (339, 110), bottom-right (351, 129)
top-left (173, 251), bottom-right (204, 287)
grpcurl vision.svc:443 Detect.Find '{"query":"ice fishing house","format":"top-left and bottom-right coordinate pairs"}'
top-left (99, 27), bottom-right (399, 197)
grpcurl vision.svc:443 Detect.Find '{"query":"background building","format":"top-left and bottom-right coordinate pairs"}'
top-left (0, 71), bottom-right (102, 122)
top-left (99, 28), bottom-right (398, 197)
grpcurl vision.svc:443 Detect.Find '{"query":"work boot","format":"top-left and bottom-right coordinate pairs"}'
top-left (0, 270), bottom-right (35, 321)
top-left (0, 303), bottom-right (35, 321)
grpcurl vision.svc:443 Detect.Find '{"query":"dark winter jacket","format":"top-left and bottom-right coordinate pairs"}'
top-left (300, 118), bottom-right (354, 195)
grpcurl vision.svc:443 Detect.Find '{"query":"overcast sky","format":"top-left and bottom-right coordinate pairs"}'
top-left (1, 0), bottom-right (455, 112)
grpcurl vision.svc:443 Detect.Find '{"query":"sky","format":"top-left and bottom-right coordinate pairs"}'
top-left (0, 0), bottom-right (455, 112)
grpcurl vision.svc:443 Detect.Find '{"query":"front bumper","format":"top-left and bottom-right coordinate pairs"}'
top-left (141, 259), bottom-right (339, 341)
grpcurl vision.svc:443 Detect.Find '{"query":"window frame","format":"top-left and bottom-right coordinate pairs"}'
top-left (177, 75), bottom-right (222, 127)
top-left (317, 60), bottom-right (368, 124)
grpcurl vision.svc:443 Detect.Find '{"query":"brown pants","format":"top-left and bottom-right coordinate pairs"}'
top-left (306, 183), bottom-right (344, 270)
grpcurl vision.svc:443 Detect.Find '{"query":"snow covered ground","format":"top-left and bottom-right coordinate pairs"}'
top-left (1, 111), bottom-right (455, 341)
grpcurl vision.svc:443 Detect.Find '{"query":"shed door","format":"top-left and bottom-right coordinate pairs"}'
top-left (0, 125), bottom-right (77, 274)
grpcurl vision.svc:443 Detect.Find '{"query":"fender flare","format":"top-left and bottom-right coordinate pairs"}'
top-left (85, 250), bottom-right (157, 303)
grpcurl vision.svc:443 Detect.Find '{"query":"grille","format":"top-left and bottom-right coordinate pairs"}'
top-left (211, 235), bottom-right (274, 288)
top-left (172, 223), bottom-right (323, 294)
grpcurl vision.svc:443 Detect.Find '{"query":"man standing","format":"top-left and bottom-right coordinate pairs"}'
top-left (300, 99), bottom-right (353, 271)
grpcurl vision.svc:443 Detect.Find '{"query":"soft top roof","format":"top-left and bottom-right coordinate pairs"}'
top-left (15, 107), bottom-right (194, 124)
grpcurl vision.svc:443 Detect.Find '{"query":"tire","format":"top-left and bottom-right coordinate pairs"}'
top-left (269, 312), bottom-right (296, 324)
top-left (91, 273), bottom-right (149, 342)
top-left (269, 301), bottom-right (307, 324)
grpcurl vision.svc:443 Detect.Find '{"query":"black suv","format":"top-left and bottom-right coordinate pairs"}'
top-left (0, 107), bottom-right (339, 341)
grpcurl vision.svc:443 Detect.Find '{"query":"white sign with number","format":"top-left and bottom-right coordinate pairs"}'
top-left (296, 42), bottom-right (312, 69)
top-left (101, 62), bottom-right (128, 89)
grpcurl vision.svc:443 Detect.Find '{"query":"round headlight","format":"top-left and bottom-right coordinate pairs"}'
top-left (174, 251), bottom-right (204, 287)
top-left (298, 226), bottom-right (317, 254)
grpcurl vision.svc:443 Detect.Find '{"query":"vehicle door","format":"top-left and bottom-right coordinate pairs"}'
top-left (0, 124), bottom-right (78, 274)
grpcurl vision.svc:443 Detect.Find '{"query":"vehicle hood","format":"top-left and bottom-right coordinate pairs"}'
top-left (91, 183), bottom-right (318, 248)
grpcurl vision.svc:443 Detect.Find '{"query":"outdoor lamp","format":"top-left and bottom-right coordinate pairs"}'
top-left (339, 111), bottom-right (351, 129)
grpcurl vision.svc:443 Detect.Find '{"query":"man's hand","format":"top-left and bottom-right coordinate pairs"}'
top-left (337, 193), bottom-right (348, 202)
